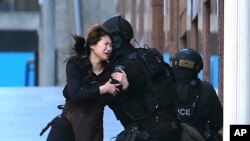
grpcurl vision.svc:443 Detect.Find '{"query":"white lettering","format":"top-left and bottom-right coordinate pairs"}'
top-left (241, 129), bottom-right (247, 136)
top-left (186, 109), bottom-right (190, 115)
top-left (178, 109), bottom-right (191, 116)
top-left (234, 129), bottom-right (247, 136)
top-left (234, 129), bottom-right (241, 136)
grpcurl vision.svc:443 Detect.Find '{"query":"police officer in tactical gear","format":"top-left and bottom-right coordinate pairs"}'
top-left (171, 48), bottom-right (223, 141)
top-left (103, 15), bottom-right (182, 141)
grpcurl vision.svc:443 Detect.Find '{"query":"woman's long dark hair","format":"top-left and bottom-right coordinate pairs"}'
top-left (66, 24), bottom-right (112, 62)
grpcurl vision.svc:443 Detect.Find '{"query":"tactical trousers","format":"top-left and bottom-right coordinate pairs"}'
top-left (46, 114), bottom-right (75, 141)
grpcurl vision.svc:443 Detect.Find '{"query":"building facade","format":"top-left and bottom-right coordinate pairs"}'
top-left (117, 1), bottom-right (250, 140)
top-left (116, 0), bottom-right (223, 101)
top-left (1, 0), bottom-right (250, 140)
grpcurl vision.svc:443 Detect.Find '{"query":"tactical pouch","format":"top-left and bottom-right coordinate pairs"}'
top-left (180, 123), bottom-right (205, 141)
top-left (115, 125), bottom-right (149, 141)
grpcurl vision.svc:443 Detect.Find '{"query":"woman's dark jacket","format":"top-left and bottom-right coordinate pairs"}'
top-left (62, 57), bottom-right (113, 141)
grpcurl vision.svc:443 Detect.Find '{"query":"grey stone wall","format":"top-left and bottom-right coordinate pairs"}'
top-left (0, 12), bottom-right (39, 30)
top-left (55, 0), bottom-right (116, 85)
top-left (0, 0), bottom-right (117, 86)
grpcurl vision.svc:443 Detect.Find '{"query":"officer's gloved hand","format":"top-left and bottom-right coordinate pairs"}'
top-left (111, 65), bottom-right (129, 90)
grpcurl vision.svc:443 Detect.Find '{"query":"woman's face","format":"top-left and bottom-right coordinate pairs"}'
top-left (90, 35), bottom-right (112, 61)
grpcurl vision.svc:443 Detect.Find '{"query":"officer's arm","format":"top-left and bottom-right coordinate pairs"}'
top-left (209, 86), bottom-right (223, 132)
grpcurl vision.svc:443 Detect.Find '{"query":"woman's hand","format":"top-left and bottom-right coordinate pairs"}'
top-left (111, 70), bottom-right (129, 90)
top-left (99, 79), bottom-right (120, 96)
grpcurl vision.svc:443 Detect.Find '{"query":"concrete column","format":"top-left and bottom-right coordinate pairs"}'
top-left (116, 0), bottom-right (126, 16)
top-left (39, 0), bottom-right (55, 86)
top-left (74, 0), bottom-right (82, 35)
top-left (190, 0), bottom-right (199, 50)
top-left (131, 0), bottom-right (136, 31)
top-left (224, 0), bottom-right (250, 140)
top-left (202, 2), bottom-right (210, 82)
top-left (151, 0), bottom-right (164, 53)
top-left (134, 0), bottom-right (144, 44)
top-left (190, 19), bottom-right (198, 50)
top-left (168, 0), bottom-right (178, 56)
top-left (143, 0), bottom-right (151, 45)
top-left (55, 0), bottom-right (75, 86)
top-left (218, 0), bottom-right (224, 105)
top-left (137, 0), bottom-right (144, 43)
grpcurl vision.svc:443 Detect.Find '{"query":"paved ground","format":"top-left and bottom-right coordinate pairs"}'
top-left (0, 87), bottom-right (123, 141)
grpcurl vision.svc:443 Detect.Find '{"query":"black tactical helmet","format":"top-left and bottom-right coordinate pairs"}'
top-left (171, 48), bottom-right (203, 74)
top-left (103, 15), bottom-right (133, 41)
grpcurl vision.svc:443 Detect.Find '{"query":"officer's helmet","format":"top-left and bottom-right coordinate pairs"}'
top-left (171, 48), bottom-right (203, 74)
top-left (103, 15), bottom-right (133, 43)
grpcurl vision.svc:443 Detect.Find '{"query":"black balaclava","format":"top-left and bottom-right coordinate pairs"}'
top-left (108, 33), bottom-right (134, 65)
top-left (103, 15), bottom-right (134, 64)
